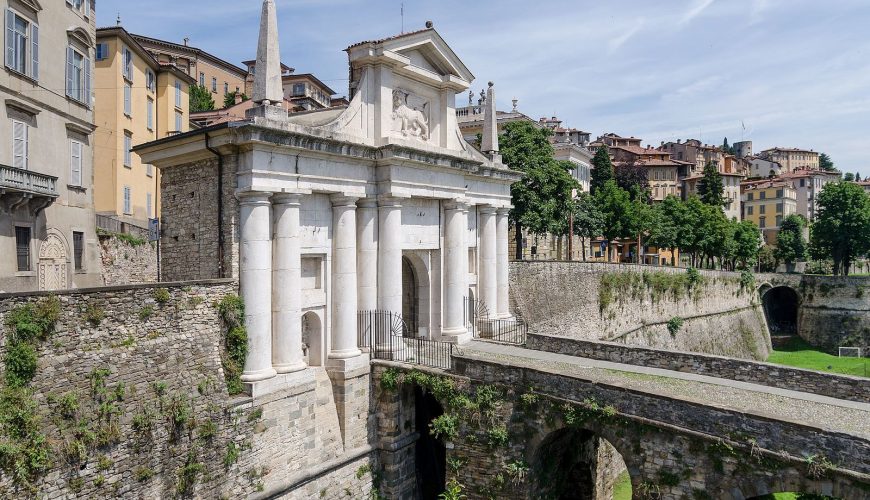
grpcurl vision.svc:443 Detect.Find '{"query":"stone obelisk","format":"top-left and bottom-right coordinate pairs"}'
top-left (481, 81), bottom-right (501, 162)
top-left (247, 0), bottom-right (285, 120)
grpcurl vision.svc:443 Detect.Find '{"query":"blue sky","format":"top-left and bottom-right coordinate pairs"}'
top-left (98, 0), bottom-right (870, 175)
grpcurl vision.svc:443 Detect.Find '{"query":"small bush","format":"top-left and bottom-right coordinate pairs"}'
top-left (224, 441), bottom-right (240, 468)
top-left (58, 392), bottom-right (80, 420)
top-left (198, 419), bottom-right (217, 441)
top-left (83, 303), bottom-right (105, 326)
top-left (487, 425), bottom-right (509, 448)
top-left (135, 466), bottom-right (154, 482)
top-left (667, 317), bottom-right (684, 337)
top-left (175, 451), bottom-right (205, 495)
top-left (4, 342), bottom-right (38, 387)
top-left (153, 288), bottom-right (171, 304)
top-left (139, 305), bottom-right (154, 321)
top-left (380, 368), bottom-right (399, 391)
top-left (429, 414), bottom-right (459, 442)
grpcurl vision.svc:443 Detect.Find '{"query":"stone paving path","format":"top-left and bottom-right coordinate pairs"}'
top-left (459, 341), bottom-right (870, 439)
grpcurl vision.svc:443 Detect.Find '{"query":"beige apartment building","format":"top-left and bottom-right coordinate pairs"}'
top-left (777, 168), bottom-right (840, 222)
top-left (93, 27), bottom-right (195, 226)
top-left (741, 180), bottom-right (798, 245)
top-left (134, 34), bottom-right (247, 104)
top-left (1, 0), bottom-right (103, 292)
top-left (758, 147), bottom-right (819, 173)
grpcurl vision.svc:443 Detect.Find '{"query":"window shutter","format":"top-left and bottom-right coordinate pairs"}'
top-left (66, 47), bottom-right (74, 98)
top-left (30, 23), bottom-right (37, 80)
top-left (70, 141), bottom-right (82, 186)
top-left (12, 121), bottom-right (27, 170)
top-left (5, 10), bottom-right (14, 70)
top-left (124, 84), bottom-right (131, 115)
top-left (84, 56), bottom-right (91, 105)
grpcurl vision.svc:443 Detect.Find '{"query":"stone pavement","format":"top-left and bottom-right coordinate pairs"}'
top-left (458, 341), bottom-right (870, 439)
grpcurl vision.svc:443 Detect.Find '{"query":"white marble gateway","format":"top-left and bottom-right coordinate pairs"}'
top-left (138, 2), bottom-right (520, 386)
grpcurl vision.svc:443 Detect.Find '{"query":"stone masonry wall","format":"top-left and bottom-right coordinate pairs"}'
top-left (0, 282), bottom-right (376, 499)
top-left (99, 234), bottom-right (158, 285)
top-left (797, 275), bottom-right (870, 353)
top-left (527, 333), bottom-right (870, 403)
top-left (159, 155), bottom-right (240, 282)
top-left (510, 262), bottom-right (770, 360)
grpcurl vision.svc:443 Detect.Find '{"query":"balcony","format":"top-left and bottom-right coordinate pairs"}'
top-left (0, 164), bottom-right (59, 214)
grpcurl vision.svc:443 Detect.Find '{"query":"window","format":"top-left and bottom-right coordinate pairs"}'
top-left (800, 179), bottom-right (805, 187)
top-left (95, 42), bottom-right (107, 61)
top-left (122, 47), bottom-right (132, 81)
top-left (65, 46), bottom-right (90, 104)
top-left (776, 203), bottom-right (783, 213)
top-left (199, 72), bottom-right (204, 87)
top-left (211, 77), bottom-right (217, 93)
top-left (73, 231), bottom-right (84, 271)
top-left (292, 83), bottom-right (305, 97)
top-left (12, 119), bottom-right (27, 169)
top-left (776, 215), bottom-right (783, 226)
top-left (224, 82), bottom-right (229, 95)
top-left (776, 189), bottom-right (783, 198)
top-left (760, 191), bottom-right (766, 200)
top-left (175, 110), bottom-right (182, 132)
top-left (146, 193), bottom-right (152, 217)
top-left (747, 206), bottom-right (754, 215)
top-left (759, 204), bottom-right (766, 214)
top-left (146, 163), bottom-right (153, 177)
top-left (123, 83), bottom-right (131, 115)
top-left (175, 80), bottom-right (182, 108)
top-left (70, 140), bottom-right (82, 186)
top-left (5, 9), bottom-right (38, 79)
top-left (15, 226), bottom-right (30, 271)
top-left (145, 70), bottom-right (155, 92)
top-left (747, 193), bottom-right (754, 201)
top-left (759, 216), bottom-right (766, 228)
top-left (123, 186), bottom-right (131, 214)
top-left (123, 133), bottom-right (132, 167)
top-left (146, 97), bottom-right (153, 130)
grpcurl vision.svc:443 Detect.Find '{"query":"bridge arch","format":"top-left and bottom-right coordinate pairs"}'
top-left (761, 285), bottom-right (801, 336)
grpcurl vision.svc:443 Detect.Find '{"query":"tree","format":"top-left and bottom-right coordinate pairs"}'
top-left (223, 91), bottom-right (249, 108)
top-left (721, 137), bottom-right (735, 155)
top-left (758, 245), bottom-right (778, 272)
top-left (626, 197), bottom-right (655, 263)
top-left (189, 85), bottom-right (215, 113)
top-left (844, 172), bottom-right (855, 182)
top-left (697, 161), bottom-right (725, 207)
top-left (818, 152), bottom-right (835, 172)
top-left (810, 181), bottom-right (870, 275)
top-left (731, 220), bottom-right (762, 270)
top-left (648, 195), bottom-right (690, 266)
top-left (500, 121), bottom-right (579, 259)
top-left (590, 146), bottom-right (615, 196)
top-left (615, 161), bottom-right (651, 203)
top-left (572, 192), bottom-right (604, 261)
top-left (594, 181), bottom-right (633, 261)
top-left (774, 214), bottom-right (807, 270)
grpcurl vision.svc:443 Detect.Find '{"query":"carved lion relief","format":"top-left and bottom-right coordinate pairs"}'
top-left (392, 89), bottom-right (430, 141)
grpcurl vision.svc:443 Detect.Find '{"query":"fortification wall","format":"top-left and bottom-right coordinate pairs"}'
top-left (0, 282), bottom-right (376, 499)
top-left (510, 262), bottom-right (770, 359)
top-left (98, 233), bottom-right (158, 285)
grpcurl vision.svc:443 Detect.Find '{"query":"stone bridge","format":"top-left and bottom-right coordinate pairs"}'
top-left (373, 340), bottom-right (870, 499)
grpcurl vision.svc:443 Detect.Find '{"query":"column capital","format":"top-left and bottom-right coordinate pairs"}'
top-left (357, 198), bottom-right (379, 209)
top-left (444, 199), bottom-right (470, 211)
top-left (496, 207), bottom-right (512, 216)
top-left (236, 190), bottom-right (273, 205)
top-left (271, 192), bottom-right (304, 205)
top-left (377, 195), bottom-right (404, 208)
top-left (330, 194), bottom-right (361, 207)
top-left (478, 205), bottom-right (498, 215)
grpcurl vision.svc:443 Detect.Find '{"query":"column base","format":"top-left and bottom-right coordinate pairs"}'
top-left (326, 352), bottom-right (370, 375)
top-left (240, 367), bottom-right (278, 383)
top-left (273, 361), bottom-right (308, 374)
top-left (439, 328), bottom-right (472, 345)
top-left (244, 368), bottom-right (316, 399)
top-left (328, 347), bottom-right (363, 360)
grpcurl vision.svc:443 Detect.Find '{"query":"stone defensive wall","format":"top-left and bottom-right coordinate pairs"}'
top-left (97, 232), bottom-right (158, 286)
top-left (759, 272), bottom-right (870, 353)
top-left (510, 262), bottom-right (771, 360)
top-left (0, 282), bottom-right (376, 499)
top-left (527, 332), bottom-right (870, 404)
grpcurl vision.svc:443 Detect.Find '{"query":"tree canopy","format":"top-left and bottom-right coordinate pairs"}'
top-left (775, 214), bottom-right (807, 268)
top-left (223, 91), bottom-right (249, 108)
top-left (189, 85), bottom-right (215, 113)
top-left (615, 161), bottom-right (651, 203)
top-left (572, 192), bottom-right (604, 261)
top-left (810, 181), bottom-right (870, 275)
top-left (818, 152), bottom-right (836, 172)
top-left (590, 146), bottom-right (614, 196)
top-left (697, 161), bottom-right (725, 207)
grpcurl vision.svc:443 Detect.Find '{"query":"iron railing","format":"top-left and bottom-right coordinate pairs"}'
top-left (464, 297), bottom-right (528, 345)
top-left (358, 310), bottom-right (453, 370)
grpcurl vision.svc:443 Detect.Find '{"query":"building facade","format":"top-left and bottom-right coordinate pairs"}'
top-left (0, 0), bottom-right (103, 292)
top-left (741, 180), bottom-right (797, 245)
top-left (778, 168), bottom-right (840, 222)
top-left (94, 27), bottom-right (195, 226)
top-left (758, 147), bottom-right (819, 173)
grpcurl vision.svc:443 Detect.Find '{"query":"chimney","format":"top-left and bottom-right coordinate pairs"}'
top-left (481, 82), bottom-right (501, 162)
top-left (235, 92), bottom-right (243, 105)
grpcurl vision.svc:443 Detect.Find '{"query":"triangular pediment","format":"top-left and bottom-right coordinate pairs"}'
top-left (384, 31), bottom-right (475, 84)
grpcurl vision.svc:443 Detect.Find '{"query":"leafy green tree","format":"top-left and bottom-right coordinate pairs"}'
top-left (698, 206), bottom-right (730, 268)
top-left (697, 161), bottom-right (725, 207)
top-left (590, 146), bottom-right (615, 196)
top-left (818, 152), bottom-right (835, 172)
top-left (223, 91), bottom-right (249, 108)
top-left (189, 85), bottom-right (215, 113)
top-left (594, 181), bottom-right (633, 261)
top-left (572, 192), bottom-right (604, 261)
top-left (647, 195), bottom-right (690, 266)
top-left (681, 196), bottom-right (710, 267)
top-left (810, 181), bottom-right (870, 275)
top-left (615, 161), bottom-right (651, 203)
top-left (757, 245), bottom-right (778, 272)
top-left (774, 214), bottom-right (807, 269)
top-left (500, 122), bottom-right (579, 259)
top-left (844, 172), bottom-right (855, 182)
top-left (721, 137), bottom-right (734, 155)
top-left (731, 220), bottom-right (762, 270)
top-left (626, 197), bottom-right (656, 263)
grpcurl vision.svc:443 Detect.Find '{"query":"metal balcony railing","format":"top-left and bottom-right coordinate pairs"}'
top-left (0, 164), bottom-right (59, 198)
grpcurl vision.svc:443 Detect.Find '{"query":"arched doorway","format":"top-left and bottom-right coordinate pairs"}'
top-left (38, 231), bottom-right (69, 291)
top-left (415, 386), bottom-right (445, 500)
top-left (402, 257), bottom-right (418, 337)
top-left (302, 311), bottom-right (323, 367)
top-left (762, 286), bottom-right (800, 335)
top-left (530, 428), bottom-right (630, 500)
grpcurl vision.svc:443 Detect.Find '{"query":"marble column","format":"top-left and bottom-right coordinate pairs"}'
top-left (478, 205), bottom-right (498, 317)
top-left (329, 195), bottom-right (361, 360)
top-left (377, 196), bottom-right (403, 315)
top-left (496, 207), bottom-right (511, 319)
top-left (271, 193), bottom-right (305, 373)
top-left (238, 191), bottom-right (277, 382)
top-left (356, 199), bottom-right (378, 312)
top-left (441, 200), bottom-right (469, 341)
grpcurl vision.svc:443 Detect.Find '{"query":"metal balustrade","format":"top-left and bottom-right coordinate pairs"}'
top-left (358, 310), bottom-right (453, 370)
top-left (464, 297), bottom-right (528, 345)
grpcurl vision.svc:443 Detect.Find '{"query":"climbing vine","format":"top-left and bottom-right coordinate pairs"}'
top-left (217, 295), bottom-right (248, 395)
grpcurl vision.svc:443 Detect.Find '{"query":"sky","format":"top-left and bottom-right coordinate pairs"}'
top-left (97, 0), bottom-right (870, 175)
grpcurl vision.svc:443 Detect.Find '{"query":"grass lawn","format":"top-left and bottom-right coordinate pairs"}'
top-left (613, 471), bottom-right (632, 500)
top-left (766, 337), bottom-right (869, 378)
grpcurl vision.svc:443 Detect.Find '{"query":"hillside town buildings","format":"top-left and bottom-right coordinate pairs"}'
top-left (741, 179), bottom-right (798, 245)
top-left (0, 0), bottom-right (103, 292)
top-left (759, 147), bottom-right (820, 173)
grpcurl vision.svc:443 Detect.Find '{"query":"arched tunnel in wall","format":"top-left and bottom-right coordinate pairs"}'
top-left (762, 286), bottom-right (800, 336)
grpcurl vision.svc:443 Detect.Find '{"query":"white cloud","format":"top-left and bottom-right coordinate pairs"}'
top-left (679, 0), bottom-right (715, 25)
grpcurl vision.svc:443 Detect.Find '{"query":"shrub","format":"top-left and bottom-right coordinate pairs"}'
top-left (380, 368), bottom-right (399, 391)
top-left (486, 425), bottom-right (509, 448)
top-left (4, 342), bottom-right (38, 387)
top-left (175, 450), bottom-right (205, 495)
top-left (667, 317), bottom-right (684, 337)
top-left (5, 296), bottom-right (60, 343)
top-left (429, 414), bottom-right (459, 442)
top-left (83, 303), bottom-right (105, 326)
top-left (224, 441), bottom-right (240, 468)
top-left (135, 466), bottom-right (154, 482)
top-left (198, 419), bottom-right (217, 441)
top-left (153, 288), bottom-right (171, 304)
top-left (139, 305), bottom-right (154, 321)
top-left (58, 392), bottom-right (80, 420)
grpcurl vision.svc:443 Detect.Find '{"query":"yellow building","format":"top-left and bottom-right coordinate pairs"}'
top-left (758, 147), bottom-right (819, 173)
top-left (741, 180), bottom-right (797, 245)
top-left (94, 27), bottom-right (195, 226)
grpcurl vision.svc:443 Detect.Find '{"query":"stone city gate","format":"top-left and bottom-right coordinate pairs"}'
top-left (372, 360), bottom-right (870, 500)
